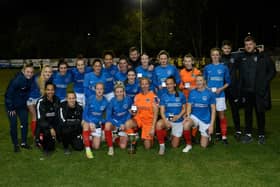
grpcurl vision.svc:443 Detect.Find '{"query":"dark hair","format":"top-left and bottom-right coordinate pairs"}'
top-left (125, 69), bottom-right (137, 84)
top-left (166, 76), bottom-right (179, 97)
top-left (221, 40), bottom-right (232, 48)
top-left (45, 82), bottom-right (56, 90)
top-left (118, 55), bottom-right (128, 64)
top-left (75, 54), bottom-right (86, 65)
top-left (102, 50), bottom-right (115, 59)
top-left (244, 36), bottom-right (256, 43)
top-left (129, 46), bottom-right (139, 54)
top-left (58, 58), bottom-right (68, 70)
top-left (91, 58), bottom-right (102, 66)
top-left (22, 62), bottom-right (34, 70)
top-left (141, 52), bottom-right (149, 57)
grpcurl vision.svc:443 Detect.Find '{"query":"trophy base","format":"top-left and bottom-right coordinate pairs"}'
top-left (127, 144), bottom-right (136, 154)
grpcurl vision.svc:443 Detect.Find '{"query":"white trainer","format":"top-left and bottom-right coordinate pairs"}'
top-left (108, 147), bottom-right (114, 156)
top-left (182, 145), bottom-right (192, 153)
top-left (158, 145), bottom-right (165, 155)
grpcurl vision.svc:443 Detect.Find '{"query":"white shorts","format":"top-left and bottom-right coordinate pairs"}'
top-left (170, 122), bottom-right (183, 138)
top-left (75, 93), bottom-right (85, 107)
top-left (104, 92), bottom-right (114, 102)
top-left (27, 97), bottom-right (39, 106)
top-left (190, 114), bottom-right (210, 137)
top-left (112, 128), bottom-right (127, 137)
top-left (216, 97), bottom-right (226, 111)
top-left (91, 128), bottom-right (102, 137)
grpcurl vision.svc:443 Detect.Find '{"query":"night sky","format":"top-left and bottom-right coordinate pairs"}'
top-left (0, 0), bottom-right (279, 58)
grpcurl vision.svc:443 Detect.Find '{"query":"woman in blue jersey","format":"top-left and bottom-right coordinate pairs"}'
top-left (27, 64), bottom-right (53, 137)
top-left (203, 48), bottom-right (231, 144)
top-left (83, 59), bottom-right (106, 99)
top-left (154, 50), bottom-right (180, 97)
top-left (71, 55), bottom-right (92, 107)
top-left (156, 76), bottom-right (186, 155)
top-left (102, 50), bottom-right (118, 101)
top-left (52, 59), bottom-right (72, 102)
top-left (135, 53), bottom-right (156, 91)
top-left (125, 69), bottom-right (140, 101)
top-left (5, 63), bottom-right (34, 152)
top-left (82, 83), bottom-right (108, 159)
top-left (104, 81), bottom-right (133, 156)
top-left (182, 75), bottom-right (216, 153)
top-left (114, 56), bottom-right (129, 82)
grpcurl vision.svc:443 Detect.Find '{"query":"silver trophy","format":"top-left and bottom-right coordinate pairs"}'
top-left (168, 113), bottom-right (174, 121)
top-left (127, 133), bottom-right (137, 154)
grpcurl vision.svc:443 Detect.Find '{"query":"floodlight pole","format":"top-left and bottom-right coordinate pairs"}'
top-left (140, 0), bottom-right (143, 54)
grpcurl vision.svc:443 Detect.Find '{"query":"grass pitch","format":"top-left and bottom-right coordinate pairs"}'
top-left (0, 69), bottom-right (279, 187)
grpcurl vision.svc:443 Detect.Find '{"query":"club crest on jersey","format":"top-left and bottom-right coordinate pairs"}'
top-left (167, 70), bottom-right (172, 75)
top-left (230, 58), bottom-right (234, 63)
top-left (202, 96), bottom-right (207, 101)
top-left (146, 98), bottom-right (150, 102)
top-left (123, 104), bottom-right (128, 109)
top-left (100, 106), bottom-right (105, 110)
top-left (175, 97), bottom-right (180, 102)
top-left (217, 69), bottom-right (223, 74)
top-left (254, 56), bottom-right (258, 62)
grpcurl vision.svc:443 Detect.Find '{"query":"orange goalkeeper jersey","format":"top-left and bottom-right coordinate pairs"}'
top-left (134, 91), bottom-right (156, 126)
top-left (179, 68), bottom-right (201, 99)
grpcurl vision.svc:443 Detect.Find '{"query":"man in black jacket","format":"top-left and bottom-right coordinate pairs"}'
top-left (60, 92), bottom-right (83, 154)
top-left (36, 82), bottom-right (60, 154)
top-left (237, 36), bottom-right (276, 144)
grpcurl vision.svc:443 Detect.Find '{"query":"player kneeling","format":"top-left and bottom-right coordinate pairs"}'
top-left (182, 76), bottom-right (216, 152)
top-left (156, 76), bottom-right (186, 155)
top-left (104, 82), bottom-right (133, 156)
top-left (125, 78), bottom-right (158, 150)
top-left (82, 83), bottom-right (108, 159)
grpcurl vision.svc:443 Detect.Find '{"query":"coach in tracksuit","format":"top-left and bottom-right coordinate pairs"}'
top-left (60, 92), bottom-right (84, 154)
top-left (36, 82), bottom-right (60, 154)
top-left (237, 36), bottom-right (276, 144)
top-left (5, 63), bottom-right (34, 152)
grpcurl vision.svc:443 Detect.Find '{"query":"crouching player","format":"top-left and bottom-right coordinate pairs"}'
top-left (104, 82), bottom-right (133, 156)
top-left (82, 83), bottom-right (108, 159)
top-left (156, 76), bottom-right (186, 155)
top-left (36, 82), bottom-right (60, 155)
top-left (60, 92), bottom-right (84, 155)
top-left (182, 76), bottom-right (216, 153)
top-left (126, 77), bottom-right (158, 149)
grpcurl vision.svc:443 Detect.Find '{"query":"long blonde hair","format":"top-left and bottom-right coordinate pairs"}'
top-left (37, 64), bottom-right (52, 95)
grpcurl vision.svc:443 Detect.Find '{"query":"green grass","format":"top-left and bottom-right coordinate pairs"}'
top-left (0, 69), bottom-right (280, 187)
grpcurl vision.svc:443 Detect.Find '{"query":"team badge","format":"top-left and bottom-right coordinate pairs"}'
top-left (123, 104), bottom-right (128, 109)
top-left (254, 56), bottom-right (258, 62)
top-left (202, 96), bottom-right (207, 101)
